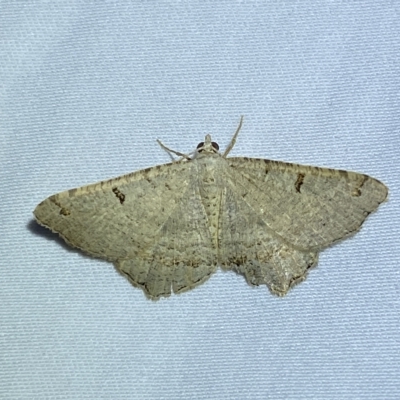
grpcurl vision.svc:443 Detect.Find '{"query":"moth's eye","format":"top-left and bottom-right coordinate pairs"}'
top-left (212, 142), bottom-right (219, 151)
top-left (196, 142), bottom-right (204, 149)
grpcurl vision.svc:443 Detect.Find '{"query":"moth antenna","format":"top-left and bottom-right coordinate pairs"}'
top-left (156, 139), bottom-right (191, 160)
top-left (223, 115), bottom-right (244, 157)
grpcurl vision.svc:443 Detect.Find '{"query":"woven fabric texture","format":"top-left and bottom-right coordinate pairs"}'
top-left (1, 2), bottom-right (399, 399)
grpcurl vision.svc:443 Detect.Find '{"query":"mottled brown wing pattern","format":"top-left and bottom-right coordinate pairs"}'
top-left (34, 131), bottom-right (388, 300)
top-left (217, 185), bottom-right (318, 296)
top-left (34, 161), bottom-right (196, 259)
top-left (34, 160), bottom-right (218, 299)
top-left (226, 157), bottom-right (388, 250)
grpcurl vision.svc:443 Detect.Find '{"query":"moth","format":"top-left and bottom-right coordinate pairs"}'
top-left (34, 118), bottom-right (388, 299)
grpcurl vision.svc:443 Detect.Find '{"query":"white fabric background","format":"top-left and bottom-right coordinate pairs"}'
top-left (1, 2), bottom-right (399, 399)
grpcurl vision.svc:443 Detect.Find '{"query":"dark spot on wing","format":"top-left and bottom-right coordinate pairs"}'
top-left (295, 173), bottom-right (305, 193)
top-left (50, 197), bottom-right (71, 216)
top-left (60, 208), bottom-right (71, 216)
top-left (351, 175), bottom-right (367, 197)
top-left (112, 187), bottom-right (126, 204)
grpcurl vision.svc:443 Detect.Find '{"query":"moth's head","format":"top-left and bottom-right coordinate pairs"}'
top-left (196, 134), bottom-right (220, 154)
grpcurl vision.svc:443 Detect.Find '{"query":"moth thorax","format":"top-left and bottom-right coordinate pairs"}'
top-left (199, 167), bottom-right (222, 249)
